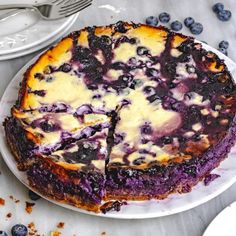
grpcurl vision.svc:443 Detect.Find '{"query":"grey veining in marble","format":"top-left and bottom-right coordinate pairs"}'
top-left (0, 0), bottom-right (236, 235)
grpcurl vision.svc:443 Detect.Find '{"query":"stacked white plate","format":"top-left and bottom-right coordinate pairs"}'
top-left (0, 0), bottom-right (79, 60)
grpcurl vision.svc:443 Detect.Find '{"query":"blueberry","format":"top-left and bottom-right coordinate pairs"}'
top-left (170, 21), bottom-right (183, 31)
top-left (60, 63), bottom-right (71, 73)
top-left (0, 231), bottom-right (7, 236)
top-left (145, 16), bottom-right (158, 26)
top-left (184, 17), bottom-right (195, 28)
top-left (137, 46), bottom-right (149, 56)
top-left (29, 190), bottom-right (41, 201)
top-left (143, 86), bottom-right (155, 95)
top-left (218, 47), bottom-right (228, 56)
top-left (193, 134), bottom-right (201, 141)
top-left (140, 124), bottom-right (152, 135)
top-left (40, 122), bottom-right (60, 132)
top-left (219, 40), bottom-right (229, 49)
top-left (11, 224), bottom-right (28, 236)
top-left (146, 68), bottom-right (159, 77)
top-left (114, 133), bottom-right (124, 145)
top-left (34, 73), bottom-right (43, 80)
top-left (217, 10), bottom-right (232, 21)
top-left (162, 136), bottom-right (172, 144)
top-left (212, 3), bottom-right (224, 13)
top-left (190, 22), bottom-right (203, 35)
top-left (159, 12), bottom-right (170, 23)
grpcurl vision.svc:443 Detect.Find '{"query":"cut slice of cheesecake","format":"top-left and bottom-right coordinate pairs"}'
top-left (27, 131), bottom-right (108, 212)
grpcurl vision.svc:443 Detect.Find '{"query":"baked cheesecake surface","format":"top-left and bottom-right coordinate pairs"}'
top-left (4, 22), bottom-right (236, 212)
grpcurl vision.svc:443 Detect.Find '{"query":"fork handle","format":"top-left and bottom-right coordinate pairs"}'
top-left (0, 4), bottom-right (35, 11)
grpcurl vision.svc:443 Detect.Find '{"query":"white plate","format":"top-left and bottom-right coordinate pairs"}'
top-left (0, 13), bottom-right (78, 60)
top-left (0, 0), bottom-right (77, 55)
top-left (0, 42), bottom-right (236, 219)
top-left (203, 201), bottom-right (236, 236)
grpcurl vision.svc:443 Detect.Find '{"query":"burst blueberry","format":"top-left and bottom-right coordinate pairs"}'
top-left (0, 231), bottom-right (7, 236)
top-left (170, 20), bottom-right (183, 31)
top-left (60, 63), bottom-right (71, 73)
top-left (219, 40), bottom-right (229, 49)
top-left (11, 224), bottom-right (28, 236)
top-left (159, 12), bottom-right (170, 23)
top-left (184, 17), bottom-right (195, 28)
top-left (162, 136), bottom-right (172, 144)
top-left (145, 16), bottom-right (159, 26)
top-left (217, 10), bottom-right (232, 21)
top-left (137, 46), bottom-right (149, 56)
top-left (212, 3), bottom-right (224, 13)
top-left (190, 22), bottom-right (203, 35)
top-left (218, 47), bottom-right (228, 56)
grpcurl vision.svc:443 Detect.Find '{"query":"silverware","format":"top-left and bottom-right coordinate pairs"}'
top-left (0, 0), bottom-right (92, 20)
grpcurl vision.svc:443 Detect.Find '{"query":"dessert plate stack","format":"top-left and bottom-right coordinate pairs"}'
top-left (0, 0), bottom-right (79, 60)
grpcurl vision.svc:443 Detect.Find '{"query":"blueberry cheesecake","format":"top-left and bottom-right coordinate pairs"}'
top-left (4, 22), bottom-right (236, 212)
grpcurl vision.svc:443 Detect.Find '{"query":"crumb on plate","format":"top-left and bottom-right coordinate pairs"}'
top-left (0, 197), bottom-right (5, 206)
top-left (57, 222), bottom-right (65, 229)
top-left (50, 231), bottom-right (61, 236)
top-left (6, 212), bottom-right (12, 218)
top-left (28, 222), bottom-right (39, 236)
top-left (25, 201), bottom-right (35, 214)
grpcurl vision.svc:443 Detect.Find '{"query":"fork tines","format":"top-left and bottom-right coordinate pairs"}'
top-left (59, 0), bottom-right (92, 17)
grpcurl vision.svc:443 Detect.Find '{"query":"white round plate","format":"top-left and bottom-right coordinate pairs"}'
top-left (0, 13), bottom-right (78, 61)
top-left (203, 201), bottom-right (236, 236)
top-left (0, 42), bottom-right (236, 219)
top-left (0, 0), bottom-right (78, 55)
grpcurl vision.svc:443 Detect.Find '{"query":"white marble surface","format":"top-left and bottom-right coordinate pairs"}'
top-left (0, 0), bottom-right (236, 235)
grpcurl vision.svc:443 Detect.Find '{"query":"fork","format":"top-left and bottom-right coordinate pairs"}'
top-left (0, 0), bottom-right (92, 20)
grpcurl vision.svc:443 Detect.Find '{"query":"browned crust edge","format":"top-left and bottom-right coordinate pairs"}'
top-left (28, 182), bottom-right (100, 213)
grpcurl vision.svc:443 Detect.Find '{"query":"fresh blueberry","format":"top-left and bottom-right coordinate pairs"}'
top-left (159, 12), bottom-right (170, 23)
top-left (190, 22), bottom-right (203, 35)
top-left (219, 40), bottom-right (229, 49)
top-left (11, 224), bottom-right (28, 236)
top-left (184, 17), bottom-right (195, 28)
top-left (217, 10), bottom-right (232, 21)
top-left (0, 231), bottom-right (7, 236)
top-left (29, 190), bottom-right (41, 201)
top-left (170, 20), bottom-right (183, 31)
top-left (212, 2), bottom-right (224, 13)
top-left (218, 47), bottom-right (228, 56)
top-left (145, 16), bottom-right (159, 26)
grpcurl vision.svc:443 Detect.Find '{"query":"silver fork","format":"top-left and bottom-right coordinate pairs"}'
top-left (0, 0), bottom-right (92, 20)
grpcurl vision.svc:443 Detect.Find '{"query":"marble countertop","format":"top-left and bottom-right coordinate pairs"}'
top-left (0, 0), bottom-right (236, 235)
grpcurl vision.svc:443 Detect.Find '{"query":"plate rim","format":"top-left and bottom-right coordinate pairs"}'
top-left (1, 41), bottom-right (236, 219)
top-left (0, 14), bottom-right (79, 61)
top-left (0, 14), bottom-right (78, 55)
